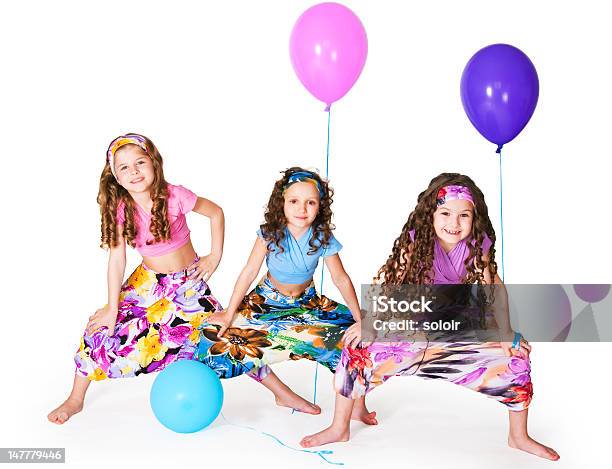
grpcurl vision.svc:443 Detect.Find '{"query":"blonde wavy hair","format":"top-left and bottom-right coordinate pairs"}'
top-left (97, 134), bottom-right (170, 249)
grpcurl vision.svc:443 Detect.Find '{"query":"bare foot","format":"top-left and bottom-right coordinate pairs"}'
top-left (508, 434), bottom-right (560, 461)
top-left (47, 398), bottom-right (84, 425)
top-left (275, 390), bottom-right (321, 415)
top-left (351, 403), bottom-right (378, 425)
top-left (300, 425), bottom-right (350, 448)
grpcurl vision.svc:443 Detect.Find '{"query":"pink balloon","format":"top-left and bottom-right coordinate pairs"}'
top-left (290, 2), bottom-right (368, 110)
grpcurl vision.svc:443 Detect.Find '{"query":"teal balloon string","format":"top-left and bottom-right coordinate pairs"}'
top-left (220, 413), bottom-right (344, 465)
top-left (498, 148), bottom-right (505, 282)
top-left (313, 108), bottom-right (332, 405)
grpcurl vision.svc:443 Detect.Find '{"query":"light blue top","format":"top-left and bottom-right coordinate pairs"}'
top-left (257, 226), bottom-right (342, 284)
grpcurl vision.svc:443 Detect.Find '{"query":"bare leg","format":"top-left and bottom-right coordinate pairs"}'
top-left (507, 409), bottom-right (559, 460)
top-left (351, 395), bottom-right (378, 425)
top-left (47, 374), bottom-right (90, 424)
top-left (300, 393), bottom-right (353, 447)
top-left (259, 369), bottom-right (321, 415)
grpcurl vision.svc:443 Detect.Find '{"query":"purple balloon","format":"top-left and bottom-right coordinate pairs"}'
top-left (460, 44), bottom-right (539, 152)
top-left (290, 2), bottom-right (368, 111)
top-left (574, 284), bottom-right (611, 303)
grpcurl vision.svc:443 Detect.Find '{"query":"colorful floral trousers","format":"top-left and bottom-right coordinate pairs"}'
top-left (335, 338), bottom-right (533, 411)
top-left (74, 260), bottom-right (222, 380)
top-left (194, 276), bottom-right (355, 380)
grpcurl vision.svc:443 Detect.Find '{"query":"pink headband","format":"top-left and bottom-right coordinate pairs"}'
top-left (106, 134), bottom-right (148, 179)
top-left (436, 185), bottom-right (474, 206)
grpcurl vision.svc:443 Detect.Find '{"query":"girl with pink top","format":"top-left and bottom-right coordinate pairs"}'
top-left (47, 133), bottom-right (227, 424)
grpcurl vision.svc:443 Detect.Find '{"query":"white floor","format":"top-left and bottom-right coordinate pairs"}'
top-left (1, 2), bottom-right (610, 465)
top-left (1, 343), bottom-right (607, 468)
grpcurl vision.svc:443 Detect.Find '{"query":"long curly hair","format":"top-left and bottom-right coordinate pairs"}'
top-left (97, 134), bottom-right (170, 249)
top-left (377, 173), bottom-right (498, 286)
top-left (260, 167), bottom-right (335, 254)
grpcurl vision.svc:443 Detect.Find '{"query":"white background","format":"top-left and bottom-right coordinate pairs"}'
top-left (1, 1), bottom-right (610, 467)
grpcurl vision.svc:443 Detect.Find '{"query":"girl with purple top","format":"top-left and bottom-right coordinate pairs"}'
top-left (301, 173), bottom-right (559, 461)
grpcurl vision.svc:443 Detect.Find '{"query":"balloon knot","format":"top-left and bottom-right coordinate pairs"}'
top-left (324, 104), bottom-right (331, 112)
top-left (495, 144), bottom-right (503, 154)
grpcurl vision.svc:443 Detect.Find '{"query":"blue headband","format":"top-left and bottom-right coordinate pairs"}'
top-left (283, 171), bottom-right (325, 198)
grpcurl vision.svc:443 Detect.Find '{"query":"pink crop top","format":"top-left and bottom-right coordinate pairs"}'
top-left (116, 183), bottom-right (198, 257)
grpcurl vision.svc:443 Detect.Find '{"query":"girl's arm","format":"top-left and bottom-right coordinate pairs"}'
top-left (107, 234), bottom-right (127, 312)
top-left (482, 258), bottom-right (531, 356)
top-left (207, 237), bottom-right (267, 337)
top-left (482, 267), bottom-right (512, 335)
top-left (324, 254), bottom-right (363, 348)
top-left (87, 231), bottom-right (126, 336)
top-left (190, 197), bottom-right (225, 280)
top-left (324, 254), bottom-right (361, 322)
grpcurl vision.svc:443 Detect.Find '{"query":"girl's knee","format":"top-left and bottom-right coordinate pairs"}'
top-left (247, 365), bottom-right (271, 382)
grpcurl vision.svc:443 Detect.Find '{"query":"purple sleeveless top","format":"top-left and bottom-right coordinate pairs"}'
top-left (409, 229), bottom-right (492, 284)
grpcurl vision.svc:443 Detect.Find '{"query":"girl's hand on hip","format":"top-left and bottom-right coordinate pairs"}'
top-left (86, 305), bottom-right (118, 337)
top-left (343, 322), bottom-right (363, 349)
top-left (189, 253), bottom-right (221, 282)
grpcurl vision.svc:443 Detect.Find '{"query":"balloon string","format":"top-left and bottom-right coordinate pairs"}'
top-left (312, 357), bottom-right (319, 405)
top-left (325, 108), bottom-right (331, 177)
top-left (498, 148), bottom-right (505, 282)
top-left (220, 413), bottom-right (344, 465)
top-left (313, 107), bottom-right (332, 405)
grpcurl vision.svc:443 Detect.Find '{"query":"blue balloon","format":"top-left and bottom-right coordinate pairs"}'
top-left (150, 360), bottom-right (223, 433)
top-left (460, 44), bottom-right (539, 153)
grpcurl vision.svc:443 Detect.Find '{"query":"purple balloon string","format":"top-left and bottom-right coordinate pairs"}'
top-left (498, 149), bottom-right (505, 282)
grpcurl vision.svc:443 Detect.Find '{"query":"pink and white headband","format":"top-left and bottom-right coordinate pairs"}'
top-left (436, 185), bottom-right (474, 206)
top-left (106, 134), bottom-right (148, 178)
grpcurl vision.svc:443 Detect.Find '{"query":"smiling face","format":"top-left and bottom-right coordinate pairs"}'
top-left (433, 198), bottom-right (474, 250)
top-left (113, 144), bottom-right (155, 194)
top-left (283, 181), bottom-right (320, 231)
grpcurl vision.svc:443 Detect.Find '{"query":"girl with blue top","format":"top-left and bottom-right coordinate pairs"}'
top-left (195, 167), bottom-right (375, 420)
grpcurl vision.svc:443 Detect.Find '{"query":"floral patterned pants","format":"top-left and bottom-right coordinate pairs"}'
top-left (194, 276), bottom-right (355, 380)
top-left (76, 266), bottom-right (355, 385)
top-left (75, 260), bottom-right (221, 380)
top-left (335, 338), bottom-right (533, 411)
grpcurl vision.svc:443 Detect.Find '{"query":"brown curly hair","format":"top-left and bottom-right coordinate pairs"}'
top-left (97, 134), bottom-right (171, 249)
top-left (377, 173), bottom-right (498, 286)
top-left (260, 167), bottom-right (335, 254)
